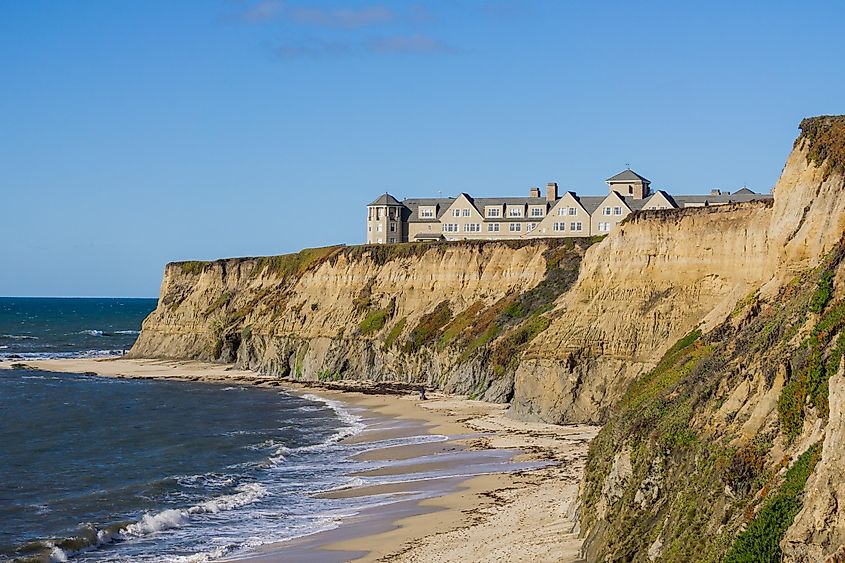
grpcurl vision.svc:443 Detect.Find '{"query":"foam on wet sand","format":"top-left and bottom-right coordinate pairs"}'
top-left (2, 358), bottom-right (598, 562)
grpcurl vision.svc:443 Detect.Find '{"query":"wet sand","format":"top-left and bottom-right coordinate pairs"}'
top-left (1, 357), bottom-right (598, 562)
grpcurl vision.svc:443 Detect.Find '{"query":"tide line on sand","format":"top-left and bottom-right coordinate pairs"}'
top-left (1, 357), bottom-right (599, 563)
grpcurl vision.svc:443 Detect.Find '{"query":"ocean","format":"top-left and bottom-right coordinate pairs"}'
top-left (0, 297), bottom-right (158, 360)
top-left (0, 298), bottom-right (537, 562)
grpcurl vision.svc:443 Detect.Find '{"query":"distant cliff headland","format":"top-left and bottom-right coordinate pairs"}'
top-left (133, 115), bottom-right (845, 561)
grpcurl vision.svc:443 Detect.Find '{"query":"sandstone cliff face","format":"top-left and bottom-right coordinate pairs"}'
top-left (577, 115), bottom-right (845, 561)
top-left (513, 202), bottom-right (772, 423)
top-left (135, 115), bottom-right (845, 560)
top-left (132, 240), bottom-right (589, 402)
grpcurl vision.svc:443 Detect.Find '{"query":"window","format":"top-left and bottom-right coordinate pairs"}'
top-left (569, 207), bottom-right (577, 216)
top-left (487, 208), bottom-right (501, 217)
top-left (527, 222), bottom-right (537, 232)
top-left (389, 223), bottom-right (396, 232)
top-left (530, 207), bottom-right (544, 217)
top-left (614, 207), bottom-right (623, 215)
top-left (452, 209), bottom-right (461, 217)
top-left (570, 222), bottom-right (582, 231)
top-left (461, 208), bottom-right (471, 217)
top-left (442, 223), bottom-right (459, 233)
top-left (377, 237), bottom-right (382, 243)
top-left (508, 207), bottom-right (522, 217)
top-left (389, 237), bottom-right (396, 243)
top-left (553, 222), bottom-right (565, 232)
top-left (598, 222), bottom-right (610, 232)
top-left (603, 207), bottom-right (612, 216)
top-left (509, 223), bottom-right (522, 232)
top-left (368, 226), bottom-right (372, 232)
top-left (419, 208), bottom-right (434, 218)
top-left (377, 224), bottom-right (383, 232)
top-left (487, 223), bottom-right (500, 232)
top-left (376, 209), bottom-right (382, 220)
top-left (464, 223), bottom-right (480, 232)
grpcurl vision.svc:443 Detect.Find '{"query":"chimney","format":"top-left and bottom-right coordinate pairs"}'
top-left (529, 187), bottom-right (541, 198)
top-left (710, 189), bottom-right (722, 196)
top-left (546, 182), bottom-right (558, 202)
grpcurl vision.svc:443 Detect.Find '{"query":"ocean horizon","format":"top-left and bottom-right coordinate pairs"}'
top-left (0, 297), bottom-right (157, 361)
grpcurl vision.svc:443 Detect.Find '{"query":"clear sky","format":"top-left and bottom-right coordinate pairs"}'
top-left (1, 1), bottom-right (843, 297)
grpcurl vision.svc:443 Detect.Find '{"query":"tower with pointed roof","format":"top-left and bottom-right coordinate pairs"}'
top-left (606, 169), bottom-right (652, 199)
top-left (367, 193), bottom-right (406, 244)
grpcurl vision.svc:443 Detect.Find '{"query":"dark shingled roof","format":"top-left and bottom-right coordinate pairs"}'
top-left (403, 198), bottom-right (455, 222)
top-left (606, 169), bottom-right (651, 184)
top-left (672, 190), bottom-right (771, 207)
top-left (368, 193), bottom-right (402, 206)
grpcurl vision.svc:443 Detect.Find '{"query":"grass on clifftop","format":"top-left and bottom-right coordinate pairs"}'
top-left (797, 115), bottom-right (845, 179)
top-left (252, 245), bottom-right (344, 278)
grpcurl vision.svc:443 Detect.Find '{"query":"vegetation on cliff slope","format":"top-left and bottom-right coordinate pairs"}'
top-left (797, 114), bottom-right (845, 179)
top-left (157, 238), bottom-right (595, 400)
top-left (580, 238), bottom-right (845, 562)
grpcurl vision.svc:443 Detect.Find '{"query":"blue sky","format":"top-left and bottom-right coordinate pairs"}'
top-left (1, 1), bottom-right (843, 297)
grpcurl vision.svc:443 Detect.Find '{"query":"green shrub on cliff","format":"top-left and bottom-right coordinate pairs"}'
top-left (797, 115), bottom-right (845, 179)
top-left (810, 269), bottom-right (834, 313)
top-left (404, 301), bottom-right (452, 353)
top-left (359, 300), bottom-right (395, 336)
top-left (383, 317), bottom-right (406, 350)
top-left (779, 296), bottom-right (845, 440)
top-left (724, 442), bottom-right (822, 563)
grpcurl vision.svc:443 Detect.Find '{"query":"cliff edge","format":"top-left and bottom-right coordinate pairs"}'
top-left (577, 115), bottom-right (845, 561)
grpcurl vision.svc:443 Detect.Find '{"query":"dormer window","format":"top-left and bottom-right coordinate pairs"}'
top-left (419, 207), bottom-right (435, 218)
top-left (487, 208), bottom-right (501, 217)
top-left (508, 207), bottom-right (522, 217)
top-left (530, 207), bottom-right (544, 217)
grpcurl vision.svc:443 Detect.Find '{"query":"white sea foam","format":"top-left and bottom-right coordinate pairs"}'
top-left (0, 334), bottom-right (38, 340)
top-left (48, 546), bottom-right (68, 562)
top-left (296, 393), bottom-right (366, 450)
top-left (122, 509), bottom-right (188, 536)
top-left (115, 330), bottom-right (141, 335)
top-left (0, 349), bottom-right (125, 360)
top-left (78, 329), bottom-right (104, 337)
top-left (121, 482), bottom-right (267, 538)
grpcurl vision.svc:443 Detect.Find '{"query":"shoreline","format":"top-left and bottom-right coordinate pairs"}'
top-left (1, 357), bottom-right (598, 562)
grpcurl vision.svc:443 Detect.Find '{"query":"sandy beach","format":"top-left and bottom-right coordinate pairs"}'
top-left (1, 358), bottom-right (598, 562)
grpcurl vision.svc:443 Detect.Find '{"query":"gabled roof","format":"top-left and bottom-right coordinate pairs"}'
top-left (606, 169), bottom-right (651, 184)
top-left (368, 193), bottom-right (402, 206)
top-left (732, 187), bottom-right (756, 195)
top-left (403, 197), bottom-right (455, 222)
top-left (645, 190), bottom-right (679, 208)
top-left (573, 195), bottom-right (606, 215)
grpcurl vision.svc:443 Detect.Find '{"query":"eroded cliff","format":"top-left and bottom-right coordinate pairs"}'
top-left (134, 115), bottom-right (845, 561)
top-left (512, 201), bottom-right (772, 424)
top-left (131, 239), bottom-right (592, 401)
top-left (577, 115), bottom-right (845, 562)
